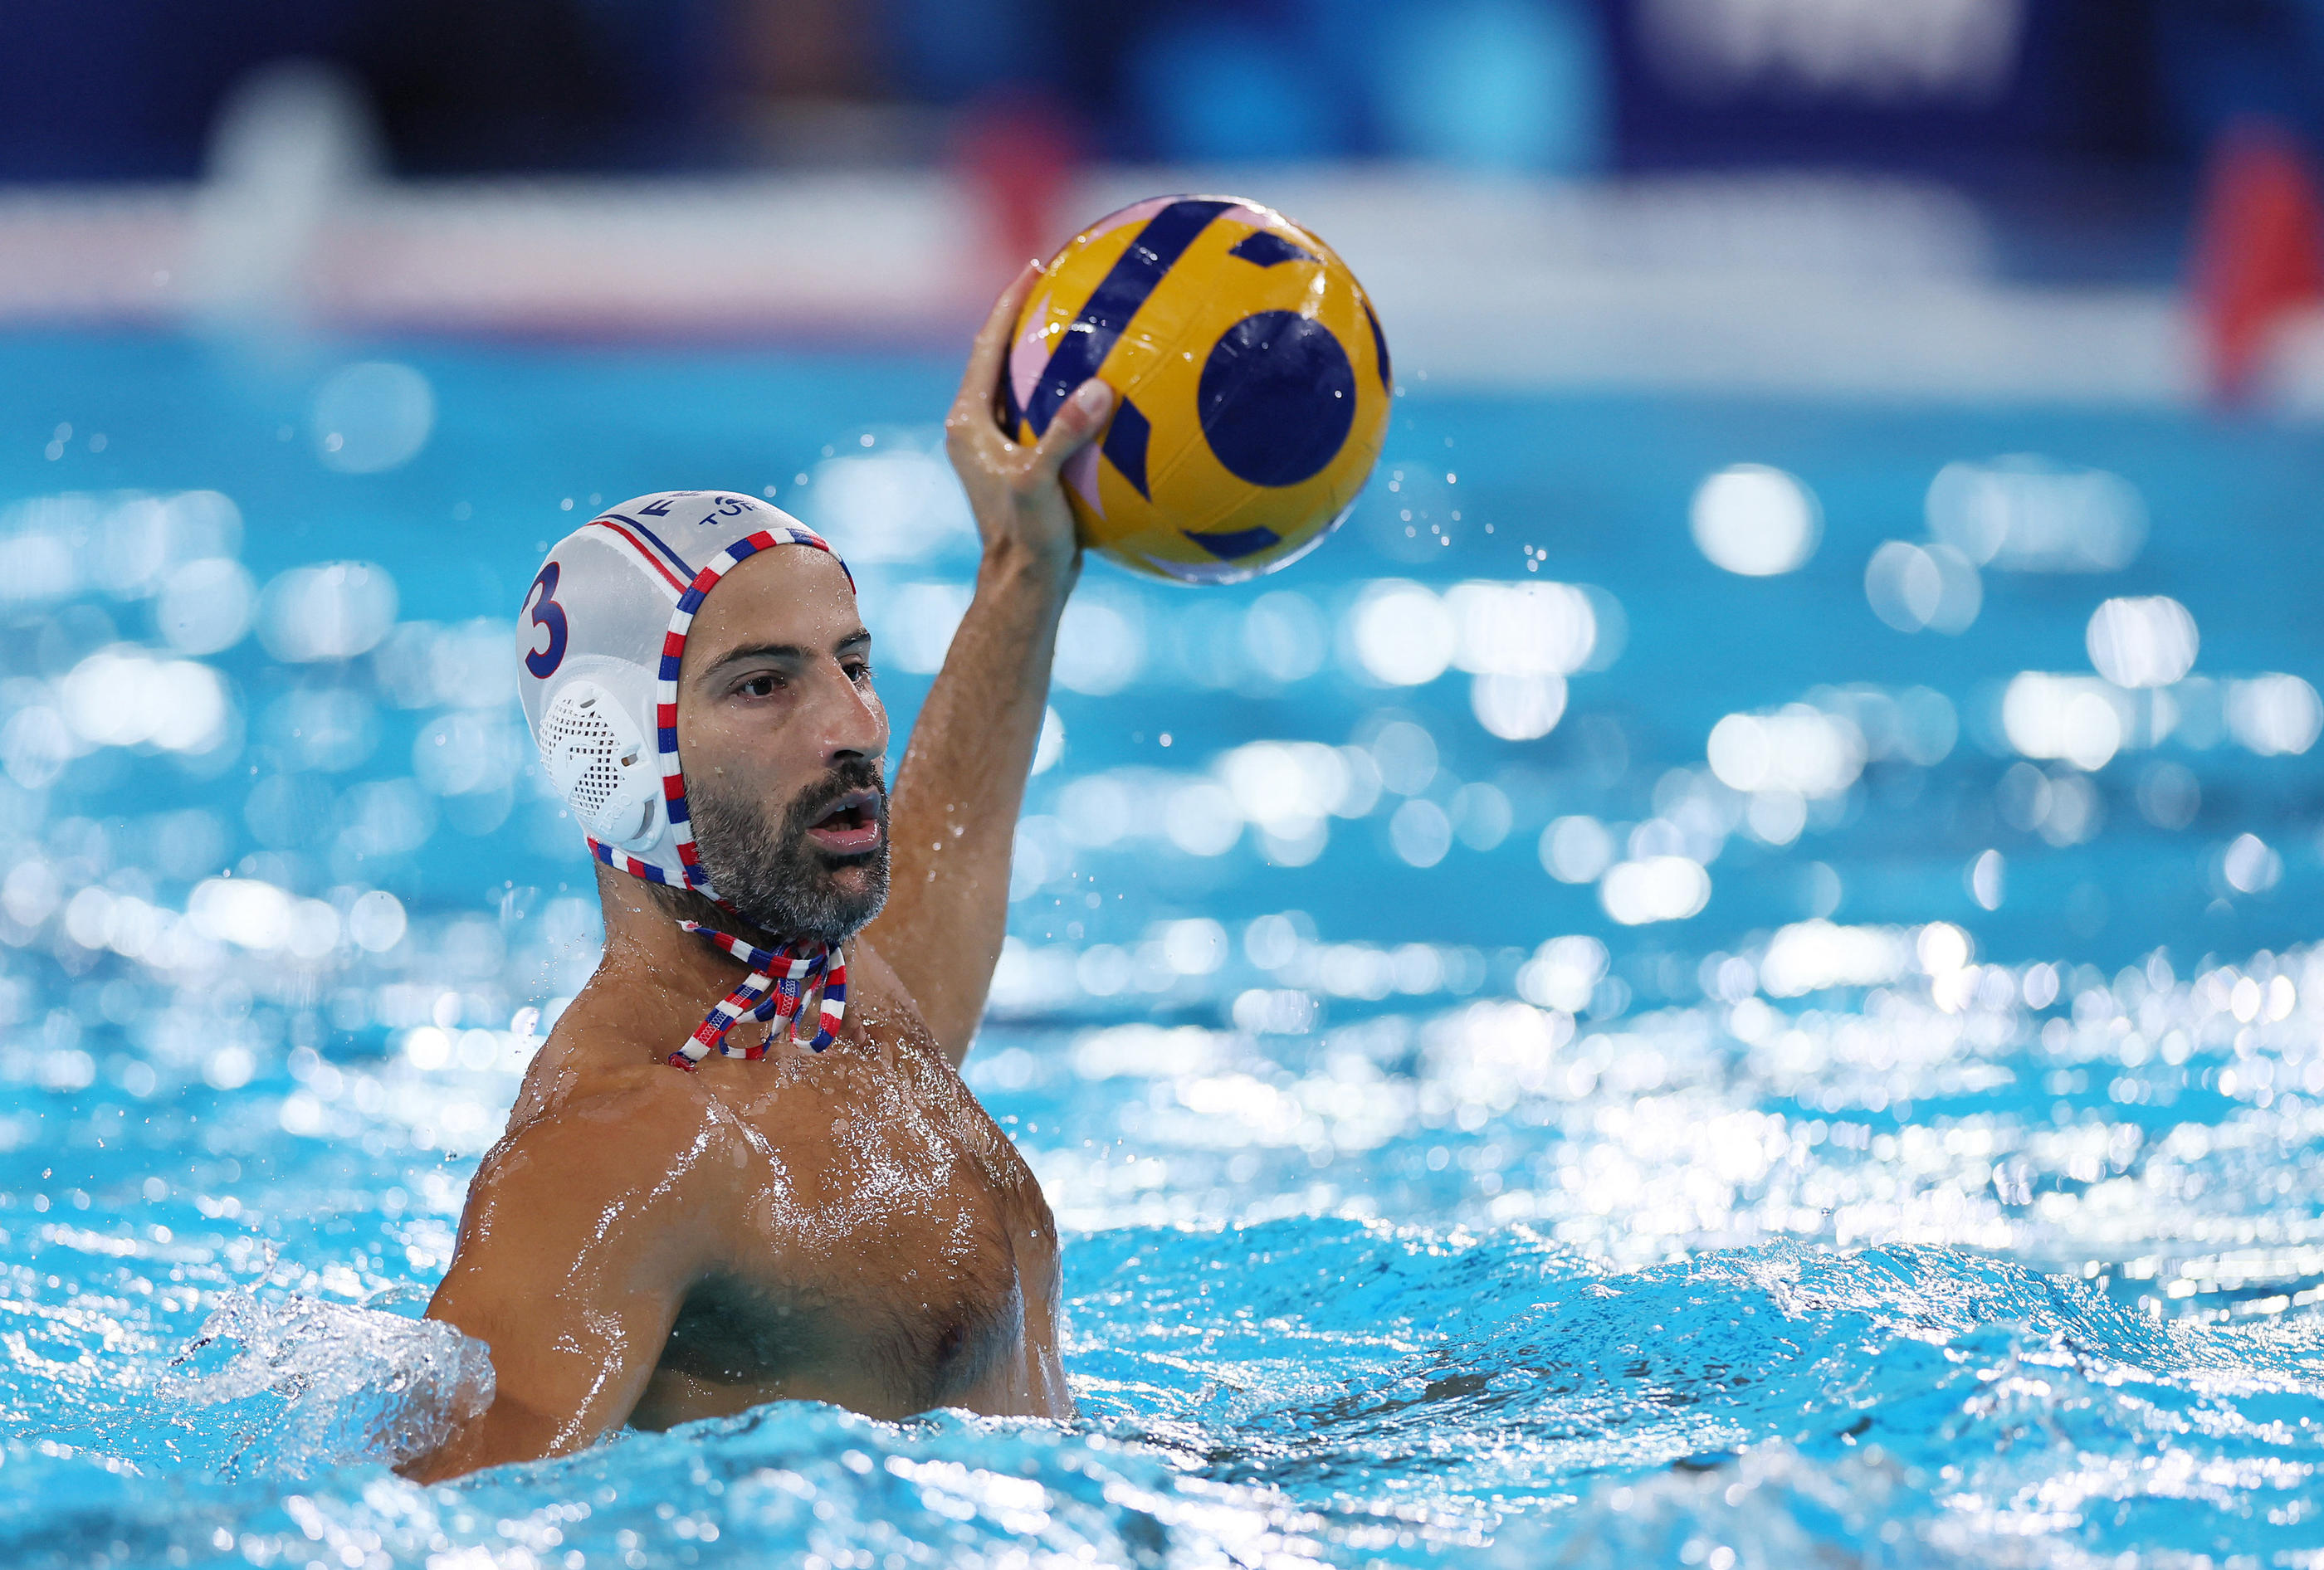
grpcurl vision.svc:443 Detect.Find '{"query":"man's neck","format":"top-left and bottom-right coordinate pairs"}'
top-left (588, 864), bottom-right (787, 1039)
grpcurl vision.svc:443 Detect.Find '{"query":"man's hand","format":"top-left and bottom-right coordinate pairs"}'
top-left (942, 261), bottom-right (1117, 588)
top-left (859, 266), bottom-right (1113, 1064)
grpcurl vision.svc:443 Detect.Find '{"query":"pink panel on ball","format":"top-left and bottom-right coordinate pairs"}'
top-left (1062, 443), bottom-right (1103, 519)
top-left (1008, 319), bottom-right (1047, 417)
top-left (1079, 194), bottom-right (1175, 245)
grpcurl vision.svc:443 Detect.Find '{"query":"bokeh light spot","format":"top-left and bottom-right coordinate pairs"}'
top-left (1689, 464), bottom-right (1821, 577)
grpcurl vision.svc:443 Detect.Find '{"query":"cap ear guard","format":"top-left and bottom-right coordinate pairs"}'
top-left (540, 677), bottom-right (665, 851)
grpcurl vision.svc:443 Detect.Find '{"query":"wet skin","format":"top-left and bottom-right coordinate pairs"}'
top-left (406, 271), bottom-right (1119, 1480)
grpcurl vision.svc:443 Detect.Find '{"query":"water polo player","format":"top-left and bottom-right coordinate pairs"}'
top-left (403, 270), bottom-right (1118, 1480)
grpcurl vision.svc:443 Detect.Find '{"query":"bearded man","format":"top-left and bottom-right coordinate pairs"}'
top-left (405, 271), bottom-right (1118, 1480)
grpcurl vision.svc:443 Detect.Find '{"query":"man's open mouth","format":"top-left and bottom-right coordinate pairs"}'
top-left (803, 789), bottom-right (884, 856)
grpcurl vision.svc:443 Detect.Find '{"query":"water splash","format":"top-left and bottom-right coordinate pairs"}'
top-left (149, 1284), bottom-right (492, 1480)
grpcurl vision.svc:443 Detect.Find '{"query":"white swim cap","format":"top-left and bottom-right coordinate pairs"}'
top-left (515, 490), bottom-right (853, 902)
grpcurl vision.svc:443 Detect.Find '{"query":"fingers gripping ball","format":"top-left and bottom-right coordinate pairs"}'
top-left (1003, 196), bottom-right (1392, 584)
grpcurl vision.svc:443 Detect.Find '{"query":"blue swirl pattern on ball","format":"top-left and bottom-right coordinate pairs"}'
top-left (1227, 231), bottom-right (1318, 268)
top-left (1101, 396), bottom-right (1153, 500)
top-left (1198, 310), bottom-right (1358, 489)
top-left (1023, 198), bottom-right (1233, 439)
top-left (1183, 522), bottom-right (1284, 560)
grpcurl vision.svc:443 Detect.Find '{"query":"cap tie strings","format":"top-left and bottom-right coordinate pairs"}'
top-left (669, 921), bottom-right (849, 1070)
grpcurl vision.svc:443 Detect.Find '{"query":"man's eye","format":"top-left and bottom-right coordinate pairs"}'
top-left (846, 661), bottom-right (873, 684)
top-left (738, 675), bottom-right (781, 698)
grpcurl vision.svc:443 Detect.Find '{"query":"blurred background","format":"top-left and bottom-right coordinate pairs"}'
top-left (0, 0), bottom-right (2307, 183)
top-left (12, 0), bottom-right (2324, 358)
top-left (3, 0), bottom-right (2324, 1062)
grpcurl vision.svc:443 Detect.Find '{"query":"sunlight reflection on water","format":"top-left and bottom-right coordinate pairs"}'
top-left (2, 340), bottom-right (2323, 1566)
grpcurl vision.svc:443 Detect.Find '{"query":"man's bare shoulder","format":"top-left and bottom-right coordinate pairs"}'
top-left (475, 1077), bottom-right (727, 1201)
top-left (481, 1006), bottom-right (749, 1195)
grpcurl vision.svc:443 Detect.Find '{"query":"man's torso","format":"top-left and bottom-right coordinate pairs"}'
top-left (500, 948), bottom-right (1066, 1426)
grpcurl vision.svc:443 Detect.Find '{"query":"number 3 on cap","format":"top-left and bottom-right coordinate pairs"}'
top-left (524, 563), bottom-right (569, 677)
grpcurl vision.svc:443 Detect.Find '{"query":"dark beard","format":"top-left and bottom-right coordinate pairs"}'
top-left (684, 758), bottom-right (891, 945)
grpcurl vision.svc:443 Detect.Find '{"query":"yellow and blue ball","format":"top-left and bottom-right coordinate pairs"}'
top-left (1003, 195), bottom-right (1391, 584)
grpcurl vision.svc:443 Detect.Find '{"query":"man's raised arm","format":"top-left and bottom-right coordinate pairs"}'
top-left (861, 266), bottom-right (1114, 1064)
top-left (406, 1090), bottom-right (724, 1480)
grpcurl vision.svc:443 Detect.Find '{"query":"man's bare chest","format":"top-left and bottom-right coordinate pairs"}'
top-left (646, 1031), bottom-right (1057, 1414)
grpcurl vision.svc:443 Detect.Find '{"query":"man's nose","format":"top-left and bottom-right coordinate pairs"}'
top-left (810, 661), bottom-right (886, 763)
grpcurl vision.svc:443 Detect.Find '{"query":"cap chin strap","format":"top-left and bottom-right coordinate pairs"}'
top-left (588, 841), bottom-right (851, 1070)
top-left (592, 523), bottom-right (858, 1070)
top-left (673, 923), bottom-right (849, 1065)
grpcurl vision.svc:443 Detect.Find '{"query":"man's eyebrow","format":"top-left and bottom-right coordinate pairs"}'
top-left (699, 641), bottom-right (810, 676)
top-left (698, 629), bottom-right (872, 676)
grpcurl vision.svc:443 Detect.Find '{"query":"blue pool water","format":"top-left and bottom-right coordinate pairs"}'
top-left (2, 331), bottom-right (2323, 1567)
